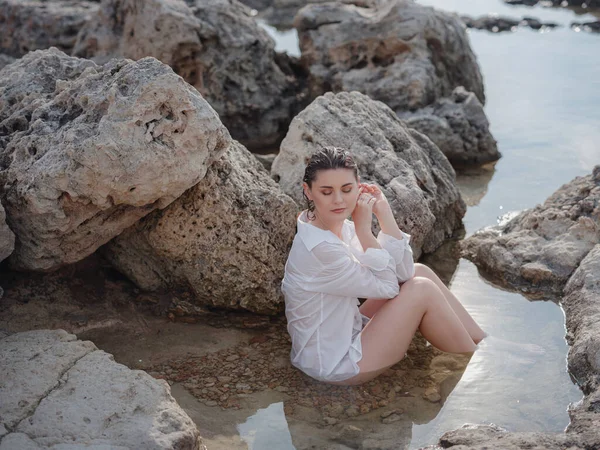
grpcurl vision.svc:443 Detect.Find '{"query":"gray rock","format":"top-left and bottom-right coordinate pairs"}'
top-left (460, 15), bottom-right (559, 33)
top-left (461, 166), bottom-right (600, 295)
top-left (271, 91), bottom-right (466, 258)
top-left (0, 54), bottom-right (16, 71)
top-left (0, 48), bottom-right (230, 271)
top-left (104, 141), bottom-right (298, 314)
top-left (0, 203), bottom-right (15, 262)
top-left (436, 424), bottom-right (584, 449)
top-left (0, 329), bottom-right (202, 449)
top-left (294, 0), bottom-right (485, 112)
top-left (0, 0), bottom-right (99, 58)
top-left (399, 87), bottom-right (500, 167)
top-left (254, 153), bottom-right (277, 172)
top-left (563, 244), bottom-right (600, 394)
top-left (571, 21), bottom-right (600, 34)
top-left (73, 0), bottom-right (305, 151)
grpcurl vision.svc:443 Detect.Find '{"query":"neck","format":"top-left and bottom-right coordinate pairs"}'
top-left (312, 211), bottom-right (344, 239)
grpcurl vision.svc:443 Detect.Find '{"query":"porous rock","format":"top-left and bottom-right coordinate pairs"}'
top-left (294, 0), bottom-right (485, 112)
top-left (0, 0), bottom-right (99, 58)
top-left (271, 91), bottom-right (466, 258)
top-left (0, 48), bottom-right (230, 271)
top-left (0, 329), bottom-right (202, 449)
top-left (399, 86), bottom-right (500, 167)
top-left (0, 203), bottom-right (14, 262)
top-left (0, 54), bottom-right (16, 71)
top-left (461, 166), bottom-right (600, 295)
top-left (73, 0), bottom-right (305, 150)
top-left (104, 141), bottom-right (298, 315)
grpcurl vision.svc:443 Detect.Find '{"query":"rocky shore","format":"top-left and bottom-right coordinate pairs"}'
top-left (0, 0), bottom-right (597, 448)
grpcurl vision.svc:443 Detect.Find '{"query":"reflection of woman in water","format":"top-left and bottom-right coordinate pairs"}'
top-left (282, 147), bottom-right (486, 386)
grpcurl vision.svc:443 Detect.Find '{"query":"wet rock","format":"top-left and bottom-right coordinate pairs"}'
top-left (504, 0), bottom-right (600, 6)
top-left (0, 0), bottom-right (99, 58)
top-left (294, 0), bottom-right (485, 112)
top-left (460, 14), bottom-right (559, 32)
top-left (423, 386), bottom-right (441, 403)
top-left (399, 87), bottom-right (500, 167)
top-left (461, 166), bottom-right (600, 295)
top-left (0, 48), bottom-right (229, 271)
top-left (563, 244), bottom-right (600, 394)
top-left (0, 329), bottom-right (202, 449)
top-left (438, 424), bottom-right (583, 449)
top-left (0, 203), bottom-right (15, 263)
top-left (271, 91), bottom-right (466, 258)
top-left (73, 0), bottom-right (306, 151)
top-left (571, 21), bottom-right (600, 33)
top-left (104, 141), bottom-right (297, 315)
top-left (0, 54), bottom-right (16, 71)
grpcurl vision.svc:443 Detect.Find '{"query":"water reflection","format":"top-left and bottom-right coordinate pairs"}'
top-left (237, 402), bottom-right (295, 450)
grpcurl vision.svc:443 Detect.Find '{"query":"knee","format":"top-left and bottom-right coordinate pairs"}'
top-left (413, 263), bottom-right (435, 279)
top-left (398, 276), bottom-right (438, 297)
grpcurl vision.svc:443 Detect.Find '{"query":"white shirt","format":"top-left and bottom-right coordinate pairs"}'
top-left (282, 210), bottom-right (415, 382)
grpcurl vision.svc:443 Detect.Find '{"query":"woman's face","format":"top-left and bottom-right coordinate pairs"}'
top-left (303, 168), bottom-right (359, 223)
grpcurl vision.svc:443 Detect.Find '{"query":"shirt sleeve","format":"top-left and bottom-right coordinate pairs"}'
top-left (304, 241), bottom-right (400, 299)
top-left (377, 230), bottom-right (415, 283)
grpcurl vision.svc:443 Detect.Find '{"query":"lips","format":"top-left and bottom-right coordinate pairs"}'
top-left (331, 208), bottom-right (346, 213)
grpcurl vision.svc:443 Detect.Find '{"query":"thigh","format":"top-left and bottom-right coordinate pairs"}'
top-left (358, 297), bottom-right (388, 318)
top-left (357, 282), bottom-right (428, 373)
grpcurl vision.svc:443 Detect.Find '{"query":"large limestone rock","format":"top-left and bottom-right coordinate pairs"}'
top-left (461, 166), bottom-right (600, 295)
top-left (103, 141), bottom-right (298, 315)
top-left (0, 48), bottom-right (230, 271)
top-left (294, 0), bottom-right (485, 112)
top-left (0, 0), bottom-right (99, 58)
top-left (399, 87), bottom-right (500, 167)
top-left (73, 0), bottom-right (305, 150)
top-left (0, 329), bottom-right (203, 449)
top-left (271, 91), bottom-right (466, 258)
top-left (0, 204), bottom-right (14, 263)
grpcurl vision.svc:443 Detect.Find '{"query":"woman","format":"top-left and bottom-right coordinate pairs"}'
top-left (281, 147), bottom-right (486, 386)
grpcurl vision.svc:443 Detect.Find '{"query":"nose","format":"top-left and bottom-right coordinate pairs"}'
top-left (333, 190), bottom-right (343, 204)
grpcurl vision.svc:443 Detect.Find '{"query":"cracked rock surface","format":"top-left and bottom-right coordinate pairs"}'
top-left (73, 0), bottom-right (306, 150)
top-left (271, 91), bottom-right (466, 258)
top-left (0, 48), bottom-right (230, 272)
top-left (399, 87), bottom-right (500, 167)
top-left (0, 329), bottom-right (203, 449)
top-left (104, 141), bottom-right (298, 315)
top-left (294, 0), bottom-right (485, 112)
top-left (461, 166), bottom-right (600, 296)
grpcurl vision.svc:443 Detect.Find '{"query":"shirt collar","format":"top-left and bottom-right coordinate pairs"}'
top-left (296, 210), bottom-right (349, 251)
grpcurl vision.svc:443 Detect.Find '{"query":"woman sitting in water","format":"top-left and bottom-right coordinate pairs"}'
top-left (281, 147), bottom-right (486, 386)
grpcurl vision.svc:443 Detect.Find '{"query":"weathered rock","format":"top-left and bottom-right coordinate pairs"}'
top-left (0, 0), bottom-right (99, 58)
top-left (0, 203), bottom-right (14, 262)
top-left (73, 0), bottom-right (306, 151)
top-left (504, 0), bottom-right (600, 7)
top-left (271, 91), bottom-right (466, 258)
top-left (294, 0), bottom-right (485, 112)
top-left (436, 424), bottom-right (584, 449)
top-left (104, 141), bottom-right (298, 314)
top-left (0, 54), bottom-right (16, 71)
top-left (460, 14), bottom-right (559, 32)
top-left (240, 0), bottom-right (379, 30)
top-left (254, 153), bottom-right (277, 172)
top-left (0, 329), bottom-right (202, 449)
top-left (461, 166), bottom-right (600, 295)
top-left (0, 48), bottom-right (230, 271)
top-left (563, 244), bottom-right (600, 394)
top-left (399, 87), bottom-right (500, 167)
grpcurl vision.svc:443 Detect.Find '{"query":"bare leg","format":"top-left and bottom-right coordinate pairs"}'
top-left (328, 277), bottom-right (476, 386)
top-left (413, 263), bottom-right (486, 344)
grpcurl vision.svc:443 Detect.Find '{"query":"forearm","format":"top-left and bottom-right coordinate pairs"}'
top-left (376, 207), bottom-right (403, 240)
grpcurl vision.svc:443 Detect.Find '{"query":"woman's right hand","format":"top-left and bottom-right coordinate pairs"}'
top-left (351, 189), bottom-right (377, 231)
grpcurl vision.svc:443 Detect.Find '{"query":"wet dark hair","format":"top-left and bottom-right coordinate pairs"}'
top-left (302, 146), bottom-right (359, 220)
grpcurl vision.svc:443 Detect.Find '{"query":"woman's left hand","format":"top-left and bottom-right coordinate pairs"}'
top-left (358, 183), bottom-right (391, 217)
